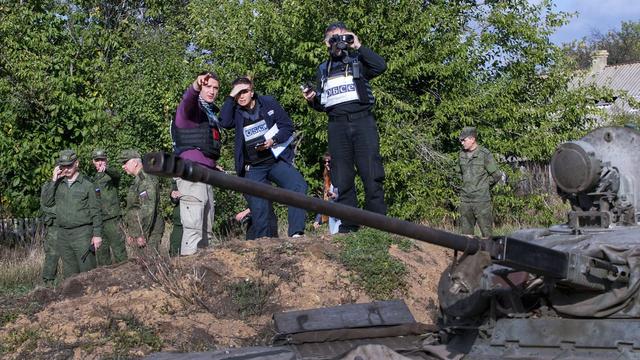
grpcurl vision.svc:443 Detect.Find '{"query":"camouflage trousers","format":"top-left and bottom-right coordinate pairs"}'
top-left (57, 225), bottom-right (96, 278)
top-left (459, 201), bottom-right (493, 238)
top-left (96, 216), bottom-right (127, 265)
top-left (42, 225), bottom-right (60, 281)
top-left (147, 218), bottom-right (165, 251)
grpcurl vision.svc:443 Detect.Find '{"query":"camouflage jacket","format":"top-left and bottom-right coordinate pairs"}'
top-left (455, 145), bottom-right (501, 203)
top-left (41, 174), bottom-right (102, 236)
top-left (92, 167), bottom-right (122, 220)
top-left (124, 170), bottom-right (161, 238)
top-left (40, 182), bottom-right (57, 227)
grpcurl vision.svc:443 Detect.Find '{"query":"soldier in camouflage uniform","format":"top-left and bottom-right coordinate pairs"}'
top-left (42, 150), bottom-right (102, 278)
top-left (119, 150), bottom-right (164, 250)
top-left (455, 127), bottom-right (502, 238)
top-left (91, 149), bottom-right (127, 264)
top-left (40, 180), bottom-right (60, 283)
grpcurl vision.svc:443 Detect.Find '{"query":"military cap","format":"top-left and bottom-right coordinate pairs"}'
top-left (57, 149), bottom-right (78, 166)
top-left (118, 149), bottom-right (141, 164)
top-left (459, 126), bottom-right (477, 141)
top-left (92, 149), bottom-right (108, 160)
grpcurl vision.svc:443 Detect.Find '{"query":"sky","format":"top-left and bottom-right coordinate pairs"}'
top-left (548, 0), bottom-right (640, 45)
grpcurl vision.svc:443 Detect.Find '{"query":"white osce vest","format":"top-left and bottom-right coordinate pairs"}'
top-left (320, 75), bottom-right (360, 108)
top-left (243, 119), bottom-right (268, 142)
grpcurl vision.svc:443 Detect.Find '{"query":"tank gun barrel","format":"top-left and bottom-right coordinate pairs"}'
top-left (143, 152), bottom-right (628, 291)
top-left (143, 151), bottom-right (479, 253)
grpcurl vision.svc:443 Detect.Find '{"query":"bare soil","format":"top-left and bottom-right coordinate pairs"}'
top-left (0, 235), bottom-right (451, 359)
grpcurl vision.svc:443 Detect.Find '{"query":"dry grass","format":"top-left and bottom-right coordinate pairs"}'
top-left (121, 219), bottom-right (216, 313)
top-left (0, 239), bottom-right (45, 293)
top-left (136, 247), bottom-right (214, 313)
top-left (0, 218), bottom-right (173, 296)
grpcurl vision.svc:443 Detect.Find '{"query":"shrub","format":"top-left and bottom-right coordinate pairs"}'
top-left (107, 313), bottom-right (163, 357)
top-left (226, 279), bottom-right (276, 318)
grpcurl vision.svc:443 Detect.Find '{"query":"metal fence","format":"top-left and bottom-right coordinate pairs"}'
top-left (0, 217), bottom-right (45, 246)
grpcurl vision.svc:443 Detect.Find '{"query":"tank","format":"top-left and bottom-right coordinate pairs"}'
top-left (143, 126), bottom-right (640, 359)
top-left (438, 126), bottom-right (640, 359)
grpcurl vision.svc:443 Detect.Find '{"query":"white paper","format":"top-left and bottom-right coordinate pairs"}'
top-left (264, 124), bottom-right (294, 158)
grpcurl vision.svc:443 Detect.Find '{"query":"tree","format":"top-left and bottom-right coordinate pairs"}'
top-left (0, 0), bottom-right (609, 227)
top-left (563, 21), bottom-right (640, 69)
top-left (186, 0), bottom-right (605, 223)
top-left (0, 2), bottom-right (104, 215)
top-left (0, 1), bottom-right (192, 217)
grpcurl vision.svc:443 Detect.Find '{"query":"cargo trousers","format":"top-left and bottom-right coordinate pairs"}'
top-left (176, 179), bottom-right (215, 255)
top-left (459, 201), bottom-right (493, 238)
top-left (328, 112), bottom-right (386, 232)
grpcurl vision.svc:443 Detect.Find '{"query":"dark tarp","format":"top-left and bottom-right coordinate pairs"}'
top-left (513, 226), bottom-right (640, 318)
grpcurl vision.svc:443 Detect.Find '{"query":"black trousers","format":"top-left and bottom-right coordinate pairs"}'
top-left (328, 112), bottom-right (386, 231)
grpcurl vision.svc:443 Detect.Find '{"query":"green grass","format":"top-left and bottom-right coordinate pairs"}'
top-left (336, 228), bottom-right (412, 300)
top-left (0, 284), bottom-right (33, 297)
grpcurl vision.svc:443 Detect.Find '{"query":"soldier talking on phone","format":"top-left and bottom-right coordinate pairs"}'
top-left (41, 149), bottom-right (102, 278)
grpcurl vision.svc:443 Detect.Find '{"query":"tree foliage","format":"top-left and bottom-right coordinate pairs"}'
top-left (0, 1), bottom-right (191, 216)
top-left (563, 20), bottom-right (640, 69)
top-left (0, 0), bottom-right (608, 229)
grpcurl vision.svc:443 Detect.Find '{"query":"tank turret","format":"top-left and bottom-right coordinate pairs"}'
top-left (551, 127), bottom-right (640, 229)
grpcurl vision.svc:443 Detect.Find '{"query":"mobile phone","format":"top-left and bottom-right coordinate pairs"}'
top-left (255, 142), bottom-right (266, 149)
top-left (300, 82), bottom-right (314, 94)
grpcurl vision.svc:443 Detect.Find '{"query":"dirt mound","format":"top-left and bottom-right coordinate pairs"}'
top-left (0, 236), bottom-right (451, 359)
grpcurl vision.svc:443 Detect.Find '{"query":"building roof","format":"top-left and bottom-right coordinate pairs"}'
top-left (583, 62), bottom-right (640, 100)
top-left (573, 51), bottom-right (640, 114)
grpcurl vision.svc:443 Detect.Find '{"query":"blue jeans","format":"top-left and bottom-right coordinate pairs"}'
top-left (245, 160), bottom-right (308, 237)
top-left (328, 113), bottom-right (386, 231)
top-left (244, 195), bottom-right (279, 240)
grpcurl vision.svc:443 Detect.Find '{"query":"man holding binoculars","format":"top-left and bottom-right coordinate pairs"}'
top-left (302, 22), bottom-right (387, 233)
